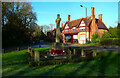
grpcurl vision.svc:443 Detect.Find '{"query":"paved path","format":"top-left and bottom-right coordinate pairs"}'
top-left (64, 44), bottom-right (120, 53)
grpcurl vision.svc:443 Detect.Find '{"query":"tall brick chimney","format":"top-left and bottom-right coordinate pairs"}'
top-left (91, 7), bottom-right (95, 19)
top-left (68, 15), bottom-right (71, 21)
top-left (98, 14), bottom-right (102, 21)
top-left (61, 23), bottom-right (63, 27)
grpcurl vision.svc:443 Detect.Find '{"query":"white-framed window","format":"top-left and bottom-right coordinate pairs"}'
top-left (73, 27), bottom-right (76, 31)
top-left (65, 30), bottom-right (69, 32)
top-left (80, 27), bottom-right (85, 31)
top-left (80, 35), bottom-right (85, 40)
top-left (73, 35), bottom-right (78, 39)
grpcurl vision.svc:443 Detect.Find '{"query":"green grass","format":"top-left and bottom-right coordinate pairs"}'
top-left (2, 47), bottom-right (120, 76)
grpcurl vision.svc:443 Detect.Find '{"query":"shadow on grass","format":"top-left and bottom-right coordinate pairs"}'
top-left (2, 64), bottom-right (28, 76)
top-left (66, 62), bottom-right (89, 76)
top-left (97, 52), bottom-right (119, 76)
top-left (13, 65), bottom-right (40, 76)
top-left (80, 52), bottom-right (119, 76)
top-left (97, 52), bottom-right (109, 76)
top-left (41, 64), bottom-right (64, 76)
top-left (2, 53), bottom-right (27, 67)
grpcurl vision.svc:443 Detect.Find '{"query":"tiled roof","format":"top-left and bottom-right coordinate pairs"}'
top-left (65, 17), bottom-right (92, 29)
top-left (67, 18), bottom-right (81, 28)
top-left (64, 16), bottom-right (108, 30)
top-left (96, 19), bottom-right (108, 30)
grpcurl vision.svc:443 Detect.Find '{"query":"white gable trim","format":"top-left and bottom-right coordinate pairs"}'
top-left (80, 20), bottom-right (86, 26)
top-left (65, 24), bottom-right (69, 29)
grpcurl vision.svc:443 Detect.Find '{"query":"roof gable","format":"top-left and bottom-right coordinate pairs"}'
top-left (65, 24), bottom-right (69, 29)
top-left (95, 19), bottom-right (108, 30)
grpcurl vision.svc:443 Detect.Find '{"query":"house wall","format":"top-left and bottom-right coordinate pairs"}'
top-left (98, 29), bottom-right (107, 37)
top-left (90, 19), bottom-right (99, 39)
top-left (63, 20), bottom-right (90, 44)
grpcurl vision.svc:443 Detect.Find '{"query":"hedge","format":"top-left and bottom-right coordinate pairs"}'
top-left (99, 38), bottom-right (120, 45)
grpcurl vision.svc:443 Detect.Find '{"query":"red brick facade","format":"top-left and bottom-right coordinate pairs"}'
top-left (47, 7), bottom-right (108, 44)
top-left (62, 7), bottom-right (108, 44)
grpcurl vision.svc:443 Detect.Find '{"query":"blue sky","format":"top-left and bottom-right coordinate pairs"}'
top-left (31, 2), bottom-right (118, 29)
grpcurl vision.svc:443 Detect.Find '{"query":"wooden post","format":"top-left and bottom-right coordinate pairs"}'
top-left (30, 49), bottom-right (34, 57)
top-left (34, 51), bottom-right (40, 62)
top-left (28, 47), bottom-right (31, 53)
top-left (81, 49), bottom-right (85, 57)
top-left (93, 50), bottom-right (97, 57)
top-left (17, 47), bottom-right (20, 51)
top-left (73, 49), bottom-right (76, 55)
top-left (68, 49), bottom-right (71, 59)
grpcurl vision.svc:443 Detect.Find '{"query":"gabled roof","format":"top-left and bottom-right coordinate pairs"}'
top-left (63, 17), bottom-right (92, 29)
top-left (63, 16), bottom-right (108, 30)
top-left (67, 18), bottom-right (81, 28)
top-left (96, 19), bottom-right (108, 30)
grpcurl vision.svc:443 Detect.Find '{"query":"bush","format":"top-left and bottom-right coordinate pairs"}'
top-left (91, 33), bottom-right (99, 43)
top-left (99, 38), bottom-right (120, 45)
top-left (29, 61), bottom-right (36, 67)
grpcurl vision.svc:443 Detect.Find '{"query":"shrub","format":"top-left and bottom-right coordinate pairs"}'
top-left (99, 38), bottom-right (120, 45)
top-left (29, 61), bottom-right (35, 67)
top-left (52, 60), bottom-right (56, 65)
top-left (37, 61), bottom-right (41, 66)
top-left (91, 33), bottom-right (99, 43)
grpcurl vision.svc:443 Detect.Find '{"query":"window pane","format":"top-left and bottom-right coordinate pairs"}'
top-left (65, 30), bottom-right (69, 32)
top-left (73, 27), bottom-right (76, 31)
top-left (80, 27), bottom-right (85, 31)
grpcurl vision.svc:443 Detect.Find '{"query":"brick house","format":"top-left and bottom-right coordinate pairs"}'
top-left (62, 7), bottom-right (108, 44)
top-left (47, 26), bottom-right (63, 41)
top-left (47, 7), bottom-right (108, 44)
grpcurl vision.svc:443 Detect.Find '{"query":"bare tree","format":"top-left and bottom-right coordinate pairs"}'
top-left (42, 25), bottom-right (50, 35)
top-left (49, 23), bottom-right (55, 30)
top-left (40, 25), bottom-right (43, 31)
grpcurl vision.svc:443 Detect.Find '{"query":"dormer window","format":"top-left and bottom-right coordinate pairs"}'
top-left (73, 27), bottom-right (76, 31)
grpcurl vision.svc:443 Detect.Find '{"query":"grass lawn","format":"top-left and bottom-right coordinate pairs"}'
top-left (2, 47), bottom-right (120, 77)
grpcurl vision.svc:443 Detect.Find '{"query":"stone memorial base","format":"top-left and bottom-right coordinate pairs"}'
top-left (50, 42), bottom-right (64, 55)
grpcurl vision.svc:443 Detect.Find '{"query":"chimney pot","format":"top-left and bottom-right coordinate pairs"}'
top-left (61, 23), bottom-right (63, 27)
top-left (99, 14), bottom-right (102, 21)
top-left (91, 7), bottom-right (95, 19)
top-left (68, 15), bottom-right (71, 21)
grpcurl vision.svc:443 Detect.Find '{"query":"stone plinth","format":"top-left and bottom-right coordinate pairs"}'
top-left (93, 50), bottom-right (97, 57)
top-left (51, 42), bottom-right (64, 50)
top-left (50, 14), bottom-right (64, 55)
top-left (81, 49), bottom-right (86, 57)
top-left (28, 47), bottom-right (32, 54)
top-left (34, 51), bottom-right (40, 62)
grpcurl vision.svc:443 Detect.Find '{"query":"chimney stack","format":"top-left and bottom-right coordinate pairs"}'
top-left (98, 14), bottom-right (102, 21)
top-left (68, 15), bottom-right (71, 21)
top-left (61, 23), bottom-right (63, 27)
top-left (91, 7), bottom-right (95, 19)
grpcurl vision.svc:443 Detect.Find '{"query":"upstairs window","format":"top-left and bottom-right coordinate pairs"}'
top-left (80, 27), bottom-right (85, 31)
top-left (65, 30), bottom-right (69, 32)
top-left (73, 27), bottom-right (76, 31)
